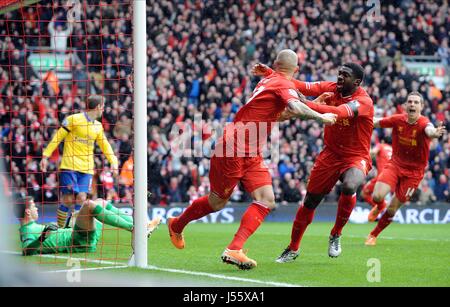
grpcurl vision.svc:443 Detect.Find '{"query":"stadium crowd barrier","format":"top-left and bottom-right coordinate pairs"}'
top-left (32, 202), bottom-right (450, 225)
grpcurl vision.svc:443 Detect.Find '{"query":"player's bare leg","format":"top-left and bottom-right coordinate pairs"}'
top-left (362, 185), bottom-right (385, 222)
top-left (360, 187), bottom-right (374, 207)
top-left (65, 192), bottom-right (88, 228)
top-left (73, 200), bottom-right (96, 231)
top-left (366, 196), bottom-right (403, 246)
top-left (329, 167), bottom-right (365, 257)
top-left (368, 181), bottom-right (391, 222)
top-left (168, 192), bottom-right (225, 249)
top-left (276, 192), bottom-right (324, 263)
top-left (222, 185), bottom-right (275, 270)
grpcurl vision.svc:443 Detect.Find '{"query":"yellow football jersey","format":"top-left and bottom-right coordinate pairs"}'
top-left (43, 113), bottom-right (118, 174)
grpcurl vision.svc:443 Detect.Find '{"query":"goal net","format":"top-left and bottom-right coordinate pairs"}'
top-left (0, 0), bottom-right (136, 268)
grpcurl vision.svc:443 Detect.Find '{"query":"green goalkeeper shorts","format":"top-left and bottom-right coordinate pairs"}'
top-left (72, 223), bottom-right (103, 253)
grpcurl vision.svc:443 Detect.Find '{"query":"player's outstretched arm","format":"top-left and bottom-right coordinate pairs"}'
top-left (425, 122), bottom-right (446, 139)
top-left (287, 99), bottom-right (337, 125)
top-left (305, 100), bottom-right (363, 120)
top-left (373, 117), bottom-right (383, 128)
top-left (277, 109), bottom-right (296, 122)
top-left (251, 64), bottom-right (334, 98)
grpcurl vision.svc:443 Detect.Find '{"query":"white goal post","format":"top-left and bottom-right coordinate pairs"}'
top-left (132, 0), bottom-right (148, 268)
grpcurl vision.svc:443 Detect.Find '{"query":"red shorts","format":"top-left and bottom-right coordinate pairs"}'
top-left (307, 148), bottom-right (371, 195)
top-left (209, 155), bottom-right (272, 199)
top-left (362, 176), bottom-right (378, 195)
top-left (377, 162), bottom-right (424, 203)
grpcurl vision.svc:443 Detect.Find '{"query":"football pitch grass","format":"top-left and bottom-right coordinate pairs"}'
top-left (13, 222), bottom-right (450, 287)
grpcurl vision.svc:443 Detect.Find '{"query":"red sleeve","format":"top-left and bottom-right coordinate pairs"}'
top-left (276, 87), bottom-right (302, 107)
top-left (305, 99), bottom-right (366, 120)
top-left (379, 116), bottom-right (397, 128)
top-left (420, 117), bottom-right (432, 137)
top-left (292, 80), bottom-right (335, 96)
top-left (353, 97), bottom-right (373, 117)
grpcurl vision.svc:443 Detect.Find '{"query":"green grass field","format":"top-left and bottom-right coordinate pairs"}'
top-left (13, 222), bottom-right (450, 287)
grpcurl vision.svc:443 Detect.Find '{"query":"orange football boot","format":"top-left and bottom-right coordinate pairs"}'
top-left (221, 249), bottom-right (257, 270)
top-left (167, 217), bottom-right (185, 249)
top-left (365, 234), bottom-right (377, 246)
top-left (368, 207), bottom-right (380, 222)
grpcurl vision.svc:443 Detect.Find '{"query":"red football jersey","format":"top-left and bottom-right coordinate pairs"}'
top-left (293, 80), bottom-right (374, 161)
top-left (375, 143), bottom-right (392, 172)
top-left (379, 114), bottom-right (431, 170)
top-left (218, 72), bottom-right (299, 156)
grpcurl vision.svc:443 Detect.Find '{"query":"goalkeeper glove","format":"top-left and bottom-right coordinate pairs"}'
top-left (39, 224), bottom-right (59, 242)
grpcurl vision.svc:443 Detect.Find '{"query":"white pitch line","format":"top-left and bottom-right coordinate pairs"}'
top-left (2, 250), bottom-right (303, 287)
top-left (345, 234), bottom-right (450, 242)
top-left (43, 265), bottom-right (128, 274)
top-left (269, 233), bottom-right (450, 242)
top-left (144, 265), bottom-right (303, 287)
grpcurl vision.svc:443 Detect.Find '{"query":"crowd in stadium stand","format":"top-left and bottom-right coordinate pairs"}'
top-left (0, 0), bottom-right (449, 206)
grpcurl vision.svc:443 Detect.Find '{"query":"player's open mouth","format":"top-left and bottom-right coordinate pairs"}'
top-left (407, 109), bottom-right (416, 114)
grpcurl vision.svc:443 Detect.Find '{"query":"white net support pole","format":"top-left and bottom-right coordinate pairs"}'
top-left (132, 0), bottom-right (148, 268)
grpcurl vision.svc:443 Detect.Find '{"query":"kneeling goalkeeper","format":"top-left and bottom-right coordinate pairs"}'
top-left (15, 196), bottom-right (160, 256)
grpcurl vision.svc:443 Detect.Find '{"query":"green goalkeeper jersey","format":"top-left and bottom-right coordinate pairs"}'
top-left (19, 221), bottom-right (103, 256)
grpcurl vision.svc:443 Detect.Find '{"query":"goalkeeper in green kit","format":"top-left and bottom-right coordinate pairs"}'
top-left (15, 195), bottom-right (161, 256)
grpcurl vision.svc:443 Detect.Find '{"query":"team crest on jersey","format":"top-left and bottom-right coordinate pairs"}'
top-left (288, 89), bottom-right (299, 98)
top-left (412, 129), bottom-right (417, 137)
top-left (223, 187), bottom-right (231, 195)
top-left (398, 126), bottom-right (403, 133)
top-left (92, 124), bottom-right (101, 134)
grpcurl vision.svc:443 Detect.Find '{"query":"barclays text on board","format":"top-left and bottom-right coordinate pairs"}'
top-left (145, 204), bottom-right (450, 225)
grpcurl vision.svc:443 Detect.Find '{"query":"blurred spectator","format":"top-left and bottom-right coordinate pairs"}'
top-left (417, 179), bottom-right (437, 205)
top-left (435, 174), bottom-right (450, 201)
top-left (167, 177), bottom-right (182, 205)
top-left (282, 179), bottom-right (302, 204)
top-left (48, 15), bottom-right (73, 52)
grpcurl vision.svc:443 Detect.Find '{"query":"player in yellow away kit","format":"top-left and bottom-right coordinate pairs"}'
top-left (40, 95), bottom-right (119, 228)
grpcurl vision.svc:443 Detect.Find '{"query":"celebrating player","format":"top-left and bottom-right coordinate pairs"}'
top-left (40, 95), bottom-right (119, 228)
top-left (167, 49), bottom-right (337, 270)
top-left (253, 62), bottom-right (374, 261)
top-left (15, 195), bottom-right (161, 256)
top-left (365, 92), bottom-right (446, 246)
top-left (361, 142), bottom-right (393, 222)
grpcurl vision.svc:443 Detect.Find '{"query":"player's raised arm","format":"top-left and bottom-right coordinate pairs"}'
top-left (251, 63), bottom-right (273, 77)
top-left (425, 122), bottom-right (446, 139)
top-left (96, 128), bottom-right (119, 176)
